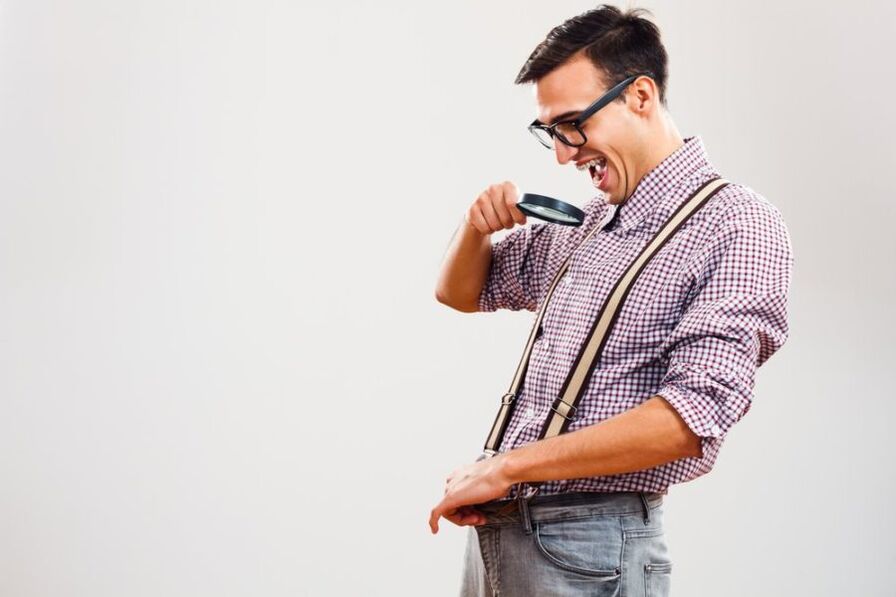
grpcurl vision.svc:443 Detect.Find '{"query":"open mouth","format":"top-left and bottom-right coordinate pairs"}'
top-left (576, 157), bottom-right (608, 190)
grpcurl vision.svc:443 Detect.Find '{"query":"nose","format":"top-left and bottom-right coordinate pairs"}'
top-left (553, 141), bottom-right (577, 165)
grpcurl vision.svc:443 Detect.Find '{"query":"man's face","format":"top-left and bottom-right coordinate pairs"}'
top-left (533, 54), bottom-right (647, 205)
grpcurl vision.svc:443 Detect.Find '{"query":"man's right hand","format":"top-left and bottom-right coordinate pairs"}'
top-left (464, 181), bottom-right (528, 235)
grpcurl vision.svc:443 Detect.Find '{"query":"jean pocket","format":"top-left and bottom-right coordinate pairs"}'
top-left (533, 516), bottom-right (623, 580)
top-left (644, 561), bottom-right (672, 596)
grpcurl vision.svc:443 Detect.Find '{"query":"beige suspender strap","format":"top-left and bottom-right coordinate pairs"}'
top-left (482, 213), bottom-right (609, 454)
top-left (482, 177), bottom-right (730, 455)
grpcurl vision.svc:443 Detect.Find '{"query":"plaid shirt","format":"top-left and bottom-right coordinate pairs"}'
top-left (477, 137), bottom-right (793, 495)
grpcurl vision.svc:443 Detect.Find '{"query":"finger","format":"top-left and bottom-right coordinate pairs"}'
top-left (501, 182), bottom-right (526, 225)
top-left (444, 510), bottom-right (466, 526)
top-left (432, 496), bottom-right (486, 534)
top-left (430, 495), bottom-right (453, 534)
top-left (453, 506), bottom-right (486, 526)
top-left (445, 512), bottom-right (480, 527)
top-left (429, 504), bottom-right (444, 534)
top-left (502, 180), bottom-right (521, 204)
top-left (509, 202), bottom-right (528, 226)
top-left (441, 506), bottom-right (484, 528)
top-left (430, 492), bottom-right (463, 534)
top-left (479, 193), bottom-right (503, 232)
top-left (491, 189), bottom-right (516, 229)
top-left (465, 207), bottom-right (492, 236)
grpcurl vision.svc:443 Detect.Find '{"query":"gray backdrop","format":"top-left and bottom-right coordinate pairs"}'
top-left (1, 0), bottom-right (894, 595)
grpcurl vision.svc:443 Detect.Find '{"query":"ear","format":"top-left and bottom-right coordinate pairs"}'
top-left (626, 76), bottom-right (659, 115)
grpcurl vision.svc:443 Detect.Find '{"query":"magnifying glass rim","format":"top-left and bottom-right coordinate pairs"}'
top-left (517, 193), bottom-right (585, 226)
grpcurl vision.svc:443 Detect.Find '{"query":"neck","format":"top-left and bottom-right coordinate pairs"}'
top-left (634, 113), bottom-right (684, 184)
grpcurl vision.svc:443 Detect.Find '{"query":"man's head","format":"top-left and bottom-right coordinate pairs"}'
top-left (516, 6), bottom-right (678, 204)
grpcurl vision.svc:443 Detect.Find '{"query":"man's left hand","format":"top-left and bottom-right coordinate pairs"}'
top-left (429, 454), bottom-right (515, 534)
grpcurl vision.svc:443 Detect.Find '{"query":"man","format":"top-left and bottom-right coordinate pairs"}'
top-left (431, 5), bottom-right (792, 596)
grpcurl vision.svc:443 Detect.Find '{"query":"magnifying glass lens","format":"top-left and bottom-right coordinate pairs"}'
top-left (516, 193), bottom-right (585, 226)
top-left (521, 204), bottom-right (580, 224)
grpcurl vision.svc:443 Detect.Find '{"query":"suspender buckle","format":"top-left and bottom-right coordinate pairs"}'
top-left (500, 392), bottom-right (517, 406)
top-left (550, 397), bottom-right (579, 421)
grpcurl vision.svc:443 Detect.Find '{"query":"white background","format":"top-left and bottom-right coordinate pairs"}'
top-left (1, 1), bottom-right (894, 595)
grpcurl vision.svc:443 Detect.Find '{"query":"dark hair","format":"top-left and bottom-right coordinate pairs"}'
top-left (515, 5), bottom-right (669, 105)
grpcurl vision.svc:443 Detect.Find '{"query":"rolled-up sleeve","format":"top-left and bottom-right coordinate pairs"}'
top-left (477, 223), bottom-right (558, 312)
top-left (657, 198), bottom-right (793, 463)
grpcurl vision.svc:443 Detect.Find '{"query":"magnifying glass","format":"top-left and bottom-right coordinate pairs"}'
top-left (517, 193), bottom-right (585, 227)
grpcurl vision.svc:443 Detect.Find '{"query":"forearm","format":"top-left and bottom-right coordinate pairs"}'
top-left (501, 396), bottom-right (703, 485)
top-left (434, 218), bottom-right (492, 312)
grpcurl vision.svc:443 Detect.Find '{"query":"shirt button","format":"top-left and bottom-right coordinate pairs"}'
top-left (710, 424), bottom-right (722, 436)
top-left (525, 407), bottom-right (535, 418)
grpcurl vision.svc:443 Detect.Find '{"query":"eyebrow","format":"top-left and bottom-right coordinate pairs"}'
top-left (534, 109), bottom-right (583, 126)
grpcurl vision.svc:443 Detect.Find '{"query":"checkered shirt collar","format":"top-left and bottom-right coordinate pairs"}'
top-left (612, 136), bottom-right (714, 232)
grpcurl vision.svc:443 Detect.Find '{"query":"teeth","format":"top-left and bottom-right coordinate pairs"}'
top-left (576, 157), bottom-right (606, 171)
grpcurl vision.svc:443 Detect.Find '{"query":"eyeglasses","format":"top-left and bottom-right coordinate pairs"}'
top-left (528, 74), bottom-right (642, 150)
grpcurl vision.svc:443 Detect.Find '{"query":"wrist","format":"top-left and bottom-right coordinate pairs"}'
top-left (497, 449), bottom-right (526, 486)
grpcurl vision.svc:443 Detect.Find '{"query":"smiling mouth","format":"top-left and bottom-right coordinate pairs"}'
top-left (576, 157), bottom-right (608, 189)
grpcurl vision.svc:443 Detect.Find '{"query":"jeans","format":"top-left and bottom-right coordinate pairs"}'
top-left (460, 491), bottom-right (671, 597)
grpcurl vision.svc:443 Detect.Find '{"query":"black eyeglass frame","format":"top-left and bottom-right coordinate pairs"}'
top-left (527, 74), bottom-right (646, 149)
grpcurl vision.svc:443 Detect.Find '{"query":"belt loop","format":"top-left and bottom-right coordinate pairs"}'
top-left (639, 492), bottom-right (650, 525)
top-left (518, 493), bottom-right (533, 535)
top-left (514, 483), bottom-right (537, 535)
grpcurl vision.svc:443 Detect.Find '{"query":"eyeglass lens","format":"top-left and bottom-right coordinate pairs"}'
top-left (531, 122), bottom-right (586, 149)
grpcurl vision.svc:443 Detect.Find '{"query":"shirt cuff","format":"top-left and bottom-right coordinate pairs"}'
top-left (656, 356), bottom-right (754, 442)
top-left (656, 384), bottom-right (726, 442)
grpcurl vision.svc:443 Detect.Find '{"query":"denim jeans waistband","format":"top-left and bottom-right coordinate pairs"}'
top-left (475, 491), bottom-right (664, 526)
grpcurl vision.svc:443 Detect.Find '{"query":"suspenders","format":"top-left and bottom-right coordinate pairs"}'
top-left (482, 178), bottom-right (730, 456)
